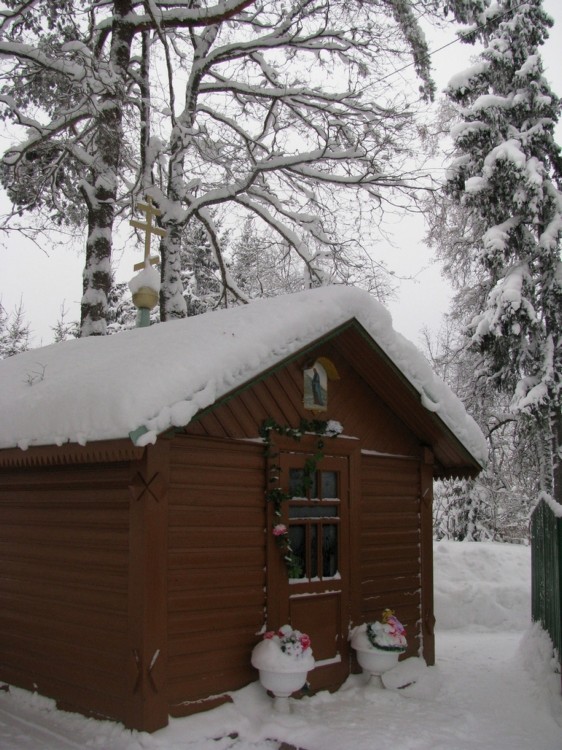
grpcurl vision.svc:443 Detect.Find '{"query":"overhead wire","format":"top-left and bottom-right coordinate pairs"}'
top-left (373, 0), bottom-right (533, 89)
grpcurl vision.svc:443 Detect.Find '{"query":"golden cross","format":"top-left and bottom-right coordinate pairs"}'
top-left (130, 195), bottom-right (167, 271)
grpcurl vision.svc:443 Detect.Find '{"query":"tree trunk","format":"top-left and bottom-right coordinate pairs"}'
top-left (159, 26), bottom-right (219, 320)
top-left (81, 196), bottom-right (114, 336)
top-left (159, 221), bottom-right (188, 320)
top-left (80, 0), bottom-right (135, 336)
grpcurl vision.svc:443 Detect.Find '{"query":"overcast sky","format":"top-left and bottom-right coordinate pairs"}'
top-left (1, 0), bottom-right (561, 349)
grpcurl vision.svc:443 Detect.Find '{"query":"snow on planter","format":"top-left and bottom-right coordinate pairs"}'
top-left (251, 625), bottom-right (315, 674)
top-left (351, 609), bottom-right (408, 653)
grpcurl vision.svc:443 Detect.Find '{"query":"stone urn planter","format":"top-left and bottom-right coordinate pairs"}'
top-left (350, 610), bottom-right (407, 688)
top-left (352, 642), bottom-right (401, 686)
top-left (251, 625), bottom-right (315, 713)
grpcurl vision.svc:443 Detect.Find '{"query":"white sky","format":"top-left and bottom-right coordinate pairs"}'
top-left (1, 0), bottom-right (561, 349)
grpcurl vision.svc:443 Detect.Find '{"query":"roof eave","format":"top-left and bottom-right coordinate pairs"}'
top-left (186, 318), bottom-right (485, 476)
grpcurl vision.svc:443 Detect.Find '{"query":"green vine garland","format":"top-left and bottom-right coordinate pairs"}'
top-left (260, 418), bottom-right (342, 578)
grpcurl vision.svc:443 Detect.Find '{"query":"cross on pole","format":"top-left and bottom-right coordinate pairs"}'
top-left (130, 195), bottom-right (166, 271)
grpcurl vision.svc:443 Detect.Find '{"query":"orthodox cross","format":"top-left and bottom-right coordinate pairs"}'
top-left (130, 195), bottom-right (166, 271)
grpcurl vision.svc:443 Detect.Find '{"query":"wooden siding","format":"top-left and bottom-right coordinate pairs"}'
top-left (359, 454), bottom-right (422, 658)
top-left (186, 326), bottom-right (481, 478)
top-left (166, 436), bottom-right (266, 715)
top-left (188, 344), bottom-right (420, 458)
top-left (0, 462), bottom-right (132, 722)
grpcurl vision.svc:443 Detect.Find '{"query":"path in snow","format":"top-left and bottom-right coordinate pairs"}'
top-left (0, 629), bottom-right (560, 750)
top-left (0, 542), bottom-right (560, 749)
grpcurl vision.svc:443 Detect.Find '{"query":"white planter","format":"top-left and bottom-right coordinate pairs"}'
top-left (354, 646), bottom-right (400, 678)
top-left (257, 668), bottom-right (309, 713)
top-left (257, 668), bottom-right (308, 698)
top-left (350, 623), bottom-right (405, 687)
top-left (251, 637), bottom-right (314, 712)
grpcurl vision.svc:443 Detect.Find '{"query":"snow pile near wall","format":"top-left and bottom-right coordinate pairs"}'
top-left (0, 286), bottom-right (486, 462)
top-left (518, 623), bottom-right (562, 726)
top-left (434, 540), bottom-right (531, 631)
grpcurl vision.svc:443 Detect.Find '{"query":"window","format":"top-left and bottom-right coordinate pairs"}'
top-left (287, 468), bottom-right (340, 580)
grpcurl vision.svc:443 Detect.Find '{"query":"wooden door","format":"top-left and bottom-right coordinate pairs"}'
top-left (268, 450), bottom-right (350, 691)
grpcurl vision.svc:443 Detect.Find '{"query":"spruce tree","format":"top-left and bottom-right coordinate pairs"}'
top-left (179, 221), bottom-right (223, 317)
top-left (0, 302), bottom-right (30, 358)
top-left (442, 0), bottom-right (562, 497)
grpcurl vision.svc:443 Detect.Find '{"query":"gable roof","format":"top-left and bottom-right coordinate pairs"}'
top-left (0, 286), bottom-right (487, 470)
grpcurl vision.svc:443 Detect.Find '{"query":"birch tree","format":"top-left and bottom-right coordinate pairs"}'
top-left (143, 0), bottom-right (438, 318)
top-left (0, 0), bottom-right (138, 335)
top-left (0, 0), bottom-right (256, 334)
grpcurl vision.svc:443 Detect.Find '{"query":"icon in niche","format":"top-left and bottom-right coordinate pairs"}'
top-left (304, 360), bottom-right (328, 412)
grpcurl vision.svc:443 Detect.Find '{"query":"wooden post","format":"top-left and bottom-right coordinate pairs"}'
top-left (420, 447), bottom-right (435, 666)
top-left (126, 439), bottom-right (170, 731)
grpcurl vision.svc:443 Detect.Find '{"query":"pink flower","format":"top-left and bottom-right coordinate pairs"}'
top-left (264, 631), bottom-right (277, 640)
top-left (299, 633), bottom-right (311, 651)
top-left (387, 615), bottom-right (406, 636)
top-left (272, 524), bottom-right (288, 537)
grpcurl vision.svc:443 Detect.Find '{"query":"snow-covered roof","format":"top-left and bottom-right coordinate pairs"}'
top-left (0, 286), bottom-right (487, 465)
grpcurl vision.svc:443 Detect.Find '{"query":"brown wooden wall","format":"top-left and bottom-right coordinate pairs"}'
top-left (187, 341), bottom-right (420, 459)
top-left (359, 454), bottom-right (422, 658)
top-left (0, 333), bottom-right (434, 730)
top-left (0, 461), bottom-right (133, 722)
top-left (166, 435), bottom-right (266, 716)
top-left (179, 342), bottom-right (429, 670)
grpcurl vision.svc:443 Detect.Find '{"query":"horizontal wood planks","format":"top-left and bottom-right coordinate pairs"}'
top-left (0, 461), bottom-right (133, 722)
top-left (189, 344), bottom-right (420, 458)
top-left (359, 454), bottom-right (422, 657)
top-left (167, 436), bottom-right (266, 714)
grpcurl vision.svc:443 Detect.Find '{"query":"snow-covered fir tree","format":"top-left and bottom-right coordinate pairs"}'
top-left (0, 302), bottom-right (30, 358)
top-left (438, 0), bottom-right (562, 499)
top-left (106, 281), bottom-right (138, 333)
top-left (423, 317), bottom-right (538, 541)
top-left (433, 478), bottom-right (495, 541)
top-left (177, 220), bottom-right (224, 317)
top-left (51, 303), bottom-right (80, 343)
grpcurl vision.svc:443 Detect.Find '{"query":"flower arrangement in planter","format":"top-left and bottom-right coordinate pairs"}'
top-left (350, 609), bottom-right (407, 686)
top-left (251, 625), bottom-right (315, 711)
top-left (252, 625), bottom-right (314, 671)
top-left (366, 609), bottom-right (407, 652)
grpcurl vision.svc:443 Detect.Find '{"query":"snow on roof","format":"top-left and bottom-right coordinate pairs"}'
top-left (0, 286), bottom-right (487, 464)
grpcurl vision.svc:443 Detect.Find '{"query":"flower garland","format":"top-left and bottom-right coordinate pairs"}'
top-left (259, 417), bottom-right (343, 577)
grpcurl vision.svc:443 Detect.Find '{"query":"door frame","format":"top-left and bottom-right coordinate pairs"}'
top-left (265, 433), bottom-right (361, 690)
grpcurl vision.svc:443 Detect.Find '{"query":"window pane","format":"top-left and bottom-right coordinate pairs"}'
top-left (288, 525), bottom-right (306, 578)
top-left (322, 524), bottom-right (338, 577)
top-left (320, 471), bottom-right (338, 499)
top-left (289, 468), bottom-right (306, 497)
top-left (310, 524), bottom-right (318, 579)
top-left (306, 469), bottom-right (318, 499)
top-left (289, 505), bottom-right (337, 519)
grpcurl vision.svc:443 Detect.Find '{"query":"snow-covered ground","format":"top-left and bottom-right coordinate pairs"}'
top-left (0, 541), bottom-right (560, 750)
